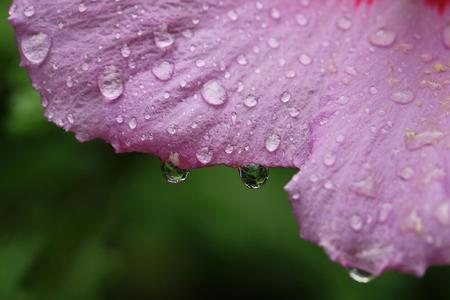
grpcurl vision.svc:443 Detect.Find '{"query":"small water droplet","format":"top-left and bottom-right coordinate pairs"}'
top-left (239, 164), bottom-right (269, 189)
top-left (337, 16), bottom-right (352, 30)
top-left (23, 5), bottom-right (35, 17)
top-left (348, 269), bottom-right (374, 283)
top-left (244, 94), bottom-right (258, 108)
top-left (265, 134), bottom-right (281, 152)
top-left (323, 152), bottom-right (336, 166)
top-left (121, 44), bottom-right (131, 58)
top-left (237, 54), bottom-right (248, 65)
top-left (152, 61), bottom-right (174, 81)
top-left (201, 80), bottom-right (227, 106)
top-left (128, 117), bottom-right (137, 130)
top-left (21, 32), bottom-right (51, 65)
top-left (280, 91), bottom-right (291, 103)
top-left (267, 37), bottom-right (280, 49)
top-left (369, 28), bottom-right (396, 47)
top-left (196, 147), bottom-right (213, 164)
top-left (227, 9), bottom-right (239, 21)
top-left (295, 13), bottom-right (308, 26)
top-left (98, 66), bottom-right (123, 102)
top-left (299, 54), bottom-right (312, 65)
top-left (154, 25), bottom-right (175, 49)
top-left (161, 161), bottom-right (189, 184)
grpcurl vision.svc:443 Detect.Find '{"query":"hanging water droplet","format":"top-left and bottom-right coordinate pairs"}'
top-left (369, 28), bottom-right (396, 47)
top-left (154, 24), bottom-right (175, 49)
top-left (152, 61), bottom-right (174, 81)
top-left (98, 65), bottom-right (123, 102)
top-left (201, 80), bottom-right (227, 106)
top-left (161, 161), bottom-right (189, 184)
top-left (21, 32), bottom-right (51, 65)
top-left (348, 268), bottom-right (374, 283)
top-left (239, 164), bottom-right (269, 189)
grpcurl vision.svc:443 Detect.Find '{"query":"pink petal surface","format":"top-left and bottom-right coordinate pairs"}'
top-left (9, 0), bottom-right (450, 276)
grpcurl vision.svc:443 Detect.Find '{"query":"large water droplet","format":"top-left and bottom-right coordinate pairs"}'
top-left (152, 61), bottom-right (174, 81)
top-left (239, 165), bottom-right (269, 189)
top-left (265, 134), bottom-right (281, 152)
top-left (196, 147), bottom-right (213, 164)
top-left (390, 90), bottom-right (414, 104)
top-left (348, 269), bottom-right (374, 283)
top-left (201, 80), bottom-right (227, 106)
top-left (21, 32), bottom-right (51, 65)
top-left (98, 66), bottom-right (124, 102)
top-left (244, 94), bottom-right (258, 108)
top-left (369, 28), bottom-right (396, 47)
top-left (161, 161), bottom-right (189, 184)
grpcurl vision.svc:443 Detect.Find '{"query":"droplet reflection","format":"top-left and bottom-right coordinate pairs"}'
top-left (239, 164), bottom-right (269, 189)
top-left (161, 161), bottom-right (190, 184)
top-left (348, 268), bottom-right (374, 283)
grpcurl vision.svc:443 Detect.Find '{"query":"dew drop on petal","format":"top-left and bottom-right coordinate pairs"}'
top-left (244, 94), bottom-right (258, 108)
top-left (21, 32), bottom-right (51, 65)
top-left (336, 16), bottom-right (352, 30)
top-left (201, 80), bottom-right (227, 106)
top-left (154, 25), bottom-right (175, 49)
top-left (121, 44), bottom-right (131, 58)
top-left (98, 66), bottom-right (123, 102)
top-left (299, 54), bottom-right (312, 65)
top-left (369, 28), bottom-right (396, 47)
top-left (295, 13), bottom-right (308, 26)
top-left (161, 161), bottom-right (190, 184)
top-left (23, 5), bottom-right (35, 17)
top-left (280, 91), bottom-right (291, 103)
top-left (390, 90), bottom-right (414, 104)
top-left (239, 164), bottom-right (269, 189)
top-left (152, 61), bottom-right (174, 81)
top-left (196, 147), bottom-right (213, 164)
top-left (265, 134), bottom-right (281, 152)
top-left (348, 269), bottom-right (374, 283)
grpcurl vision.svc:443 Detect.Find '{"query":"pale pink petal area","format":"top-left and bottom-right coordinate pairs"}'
top-left (284, 1), bottom-right (450, 276)
top-left (9, 0), bottom-right (450, 276)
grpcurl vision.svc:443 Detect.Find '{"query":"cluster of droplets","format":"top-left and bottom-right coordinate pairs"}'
top-left (161, 161), bottom-right (269, 190)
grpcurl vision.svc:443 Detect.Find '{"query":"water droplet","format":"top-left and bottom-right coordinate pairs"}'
top-left (154, 25), bottom-right (175, 49)
top-left (348, 269), bottom-right (374, 283)
top-left (78, 3), bottom-right (87, 13)
top-left (21, 32), bottom-right (51, 65)
top-left (161, 161), bottom-right (189, 184)
top-left (152, 61), bottom-right (174, 81)
top-left (98, 66), bottom-right (123, 102)
top-left (337, 16), bottom-right (352, 30)
top-left (443, 25), bottom-right (450, 48)
top-left (270, 8), bottom-right (281, 20)
top-left (267, 37), bottom-right (280, 49)
top-left (244, 94), bottom-right (258, 108)
top-left (227, 9), bottom-right (239, 21)
top-left (265, 134), bottom-right (281, 152)
top-left (295, 14), bottom-right (308, 26)
top-left (369, 28), bottom-right (396, 47)
top-left (121, 44), bottom-right (131, 58)
top-left (239, 164), bottom-right (269, 189)
top-left (201, 80), bottom-right (227, 106)
top-left (350, 214), bottom-right (363, 231)
top-left (396, 166), bottom-right (414, 180)
top-left (167, 124), bottom-right (177, 135)
top-left (390, 90), bottom-right (414, 104)
top-left (299, 54), bottom-right (312, 65)
top-left (323, 152), bottom-right (336, 166)
top-left (23, 5), bottom-right (35, 17)
top-left (196, 147), bottom-right (213, 164)
top-left (280, 91), bottom-right (291, 103)
top-left (128, 117), bottom-right (137, 130)
top-left (237, 54), bottom-right (248, 65)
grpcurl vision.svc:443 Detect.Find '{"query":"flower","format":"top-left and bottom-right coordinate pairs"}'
top-left (9, 0), bottom-right (450, 278)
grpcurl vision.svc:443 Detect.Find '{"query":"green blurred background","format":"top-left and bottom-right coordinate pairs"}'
top-left (1, 1), bottom-right (450, 299)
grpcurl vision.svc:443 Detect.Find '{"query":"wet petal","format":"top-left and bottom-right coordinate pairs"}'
top-left (9, 0), bottom-right (450, 276)
top-left (283, 1), bottom-right (450, 276)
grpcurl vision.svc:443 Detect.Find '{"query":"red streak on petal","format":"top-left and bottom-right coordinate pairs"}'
top-left (356, 0), bottom-right (449, 13)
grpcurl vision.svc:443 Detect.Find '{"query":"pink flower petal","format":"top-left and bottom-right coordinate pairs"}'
top-left (9, 0), bottom-right (450, 276)
top-left (283, 1), bottom-right (450, 277)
